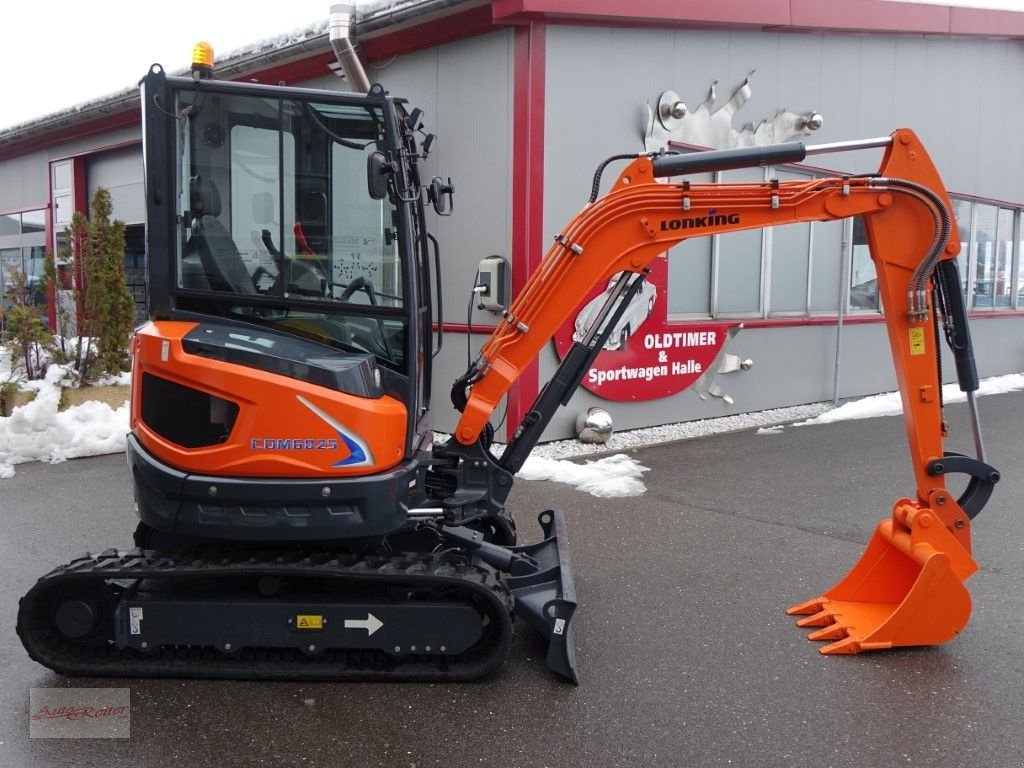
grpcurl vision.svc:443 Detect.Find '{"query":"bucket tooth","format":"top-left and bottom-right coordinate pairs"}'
top-left (795, 609), bottom-right (833, 628)
top-left (819, 637), bottom-right (895, 654)
top-left (818, 636), bottom-right (863, 654)
top-left (787, 508), bottom-right (978, 655)
top-left (806, 622), bottom-right (847, 642)
top-left (786, 597), bottom-right (826, 617)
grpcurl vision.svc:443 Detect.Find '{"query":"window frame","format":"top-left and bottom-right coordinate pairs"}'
top-left (661, 144), bottom-right (1024, 321)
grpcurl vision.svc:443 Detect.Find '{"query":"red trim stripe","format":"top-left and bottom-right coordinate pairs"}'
top-left (71, 156), bottom-right (88, 320)
top-left (506, 21), bottom-right (545, 442)
top-left (0, 110), bottom-right (139, 163)
top-left (492, 0), bottom-right (1024, 37)
top-left (0, 202), bottom-right (48, 216)
top-left (434, 322), bottom-right (498, 334)
top-left (439, 310), bottom-right (1024, 336)
top-left (950, 5), bottom-right (1024, 35)
top-left (493, 0), bottom-right (790, 27)
top-left (788, 0), bottom-right (949, 34)
top-left (360, 5), bottom-right (497, 60)
top-left (72, 157), bottom-right (87, 217)
top-left (44, 168), bottom-right (55, 328)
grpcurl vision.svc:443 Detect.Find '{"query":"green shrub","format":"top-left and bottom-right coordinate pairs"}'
top-left (51, 187), bottom-right (135, 384)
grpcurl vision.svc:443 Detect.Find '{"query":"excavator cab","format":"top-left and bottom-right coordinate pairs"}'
top-left (128, 65), bottom-right (438, 546)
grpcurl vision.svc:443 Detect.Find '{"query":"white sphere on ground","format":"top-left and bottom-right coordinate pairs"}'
top-left (575, 407), bottom-right (613, 444)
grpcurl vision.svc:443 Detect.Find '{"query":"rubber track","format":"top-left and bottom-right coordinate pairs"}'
top-left (17, 547), bottom-right (514, 682)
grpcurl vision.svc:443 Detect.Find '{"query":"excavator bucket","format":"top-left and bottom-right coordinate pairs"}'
top-left (787, 504), bottom-right (978, 654)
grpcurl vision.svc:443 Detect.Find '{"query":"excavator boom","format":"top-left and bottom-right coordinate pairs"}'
top-left (438, 129), bottom-right (998, 658)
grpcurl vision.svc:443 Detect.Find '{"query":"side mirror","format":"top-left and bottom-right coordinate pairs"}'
top-left (367, 152), bottom-right (390, 200)
top-left (428, 176), bottom-right (455, 216)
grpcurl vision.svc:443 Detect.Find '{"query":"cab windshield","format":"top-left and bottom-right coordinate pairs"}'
top-left (173, 89), bottom-right (406, 368)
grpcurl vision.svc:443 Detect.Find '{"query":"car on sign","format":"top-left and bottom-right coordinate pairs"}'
top-left (572, 272), bottom-right (657, 352)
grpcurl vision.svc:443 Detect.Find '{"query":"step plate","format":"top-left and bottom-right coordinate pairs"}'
top-left (116, 599), bottom-right (482, 656)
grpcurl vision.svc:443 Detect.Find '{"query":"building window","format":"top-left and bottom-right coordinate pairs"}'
top-left (811, 218), bottom-right (844, 314)
top-left (951, 198), bottom-right (973, 297)
top-left (667, 237), bottom-right (712, 315)
top-left (947, 198), bottom-right (1021, 313)
top-left (124, 224), bottom-right (146, 270)
top-left (0, 214), bottom-right (19, 237)
top-left (661, 158), bottom-right (1023, 320)
top-left (1017, 211), bottom-right (1024, 309)
top-left (0, 208), bottom-right (48, 310)
top-left (21, 209), bottom-right (45, 234)
top-left (971, 204), bottom-right (998, 309)
top-left (714, 167), bottom-right (764, 316)
top-left (666, 170), bottom-right (714, 316)
top-left (768, 169), bottom-right (811, 315)
top-left (993, 208), bottom-right (1014, 309)
top-left (848, 217), bottom-right (878, 311)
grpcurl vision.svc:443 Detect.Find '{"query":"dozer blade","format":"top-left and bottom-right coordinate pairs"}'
top-left (787, 504), bottom-right (978, 654)
top-left (506, 510), bottom-right (579, 684)
top-left (439, 508), bottom-right (579, 683)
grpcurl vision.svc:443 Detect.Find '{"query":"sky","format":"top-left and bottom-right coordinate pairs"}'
top-left (1, 0), bottom-right (1023, 131)
top-left (0, 0), bottom-right (360, 130)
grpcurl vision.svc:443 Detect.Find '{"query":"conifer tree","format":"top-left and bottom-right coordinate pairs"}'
top-left (54, 188), bottom-right (136, 382)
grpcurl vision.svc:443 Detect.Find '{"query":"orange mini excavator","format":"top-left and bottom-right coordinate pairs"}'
top-left (17, 12), bottom-right (999, 683)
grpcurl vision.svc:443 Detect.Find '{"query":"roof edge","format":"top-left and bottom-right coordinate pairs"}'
top-left (6, 0), bottom-right (1024, 157)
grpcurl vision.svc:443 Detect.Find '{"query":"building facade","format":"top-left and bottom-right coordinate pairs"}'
top-left (2, 0), bottom-right (1023, 439)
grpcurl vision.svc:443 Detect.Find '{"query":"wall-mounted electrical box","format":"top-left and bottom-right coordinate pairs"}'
top-left (476, 255), bottom-right (510, 313)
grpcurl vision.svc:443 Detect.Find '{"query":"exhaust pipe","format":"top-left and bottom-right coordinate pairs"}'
top-left (329, 4), bottom-right (371, 94)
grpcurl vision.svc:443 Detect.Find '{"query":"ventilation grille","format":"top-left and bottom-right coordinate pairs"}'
top-left (141, 373), bottom-right (239, 448)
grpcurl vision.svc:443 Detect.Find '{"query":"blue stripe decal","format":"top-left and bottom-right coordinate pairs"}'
top-left (295, 395), bottom-right (374, 468)
top-left (333, 432), bottom-right (368, 467)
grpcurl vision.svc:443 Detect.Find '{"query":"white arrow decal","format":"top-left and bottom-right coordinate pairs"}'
top-left (344, 613), bottom-right (384, 636)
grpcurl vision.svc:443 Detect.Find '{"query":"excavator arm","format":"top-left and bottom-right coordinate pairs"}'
top-left (433, 128), bottom-right (999, 658)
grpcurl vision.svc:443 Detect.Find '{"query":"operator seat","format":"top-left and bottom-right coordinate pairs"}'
top-left (185, 176), bottom-right (256, 294)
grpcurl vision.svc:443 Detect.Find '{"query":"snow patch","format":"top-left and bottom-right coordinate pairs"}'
top-left (0, 345), bottom-right (12, 381)
top-left (93, 371), bottom-right (132, 387)
top-left (220, 20), bottom-right (328, 60)
top-left (517, 454), bottom-right (650, 498)
top-left (0, 364), bottom-right (129, 479)
top-left (756, 425), bottom-right (784, 435)
top-left (793, 372), bottom-right (1024, 427)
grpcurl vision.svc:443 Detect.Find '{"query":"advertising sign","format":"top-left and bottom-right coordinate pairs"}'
top-left (552, 256), bottom-right (735, 401)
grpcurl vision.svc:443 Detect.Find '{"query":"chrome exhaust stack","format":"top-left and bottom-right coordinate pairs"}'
top-left (329, 4), bottom-right (371, 94)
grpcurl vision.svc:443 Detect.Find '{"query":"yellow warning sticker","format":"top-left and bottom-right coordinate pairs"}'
top-left (909, 327), bottom-right (926, 356)
top-left (296, 614), bottom-right (324, 630)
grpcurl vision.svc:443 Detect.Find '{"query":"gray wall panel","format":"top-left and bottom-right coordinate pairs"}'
top-left (297, 31), bottom-right (514, 431)
top-left (0, 126), bottom-right (140, 212)
top-left (546, 26), bottom-right (1024, 203)
top-left (541, 312), bottom-right (1024, 443)
top-left (541, 314), bottom-right (1024, 443)
top-left (88, 146), bottom-right (144, 224)
top-left (342, 30), bottom-right (514, 330)
top-left (0, 153), bottom-right (49, 210)
top-left (537, 25), bottom-right (1024, 440)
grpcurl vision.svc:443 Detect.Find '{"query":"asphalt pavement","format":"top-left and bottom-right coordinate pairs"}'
top-left (2, 391), bottom-right (1023, 768)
